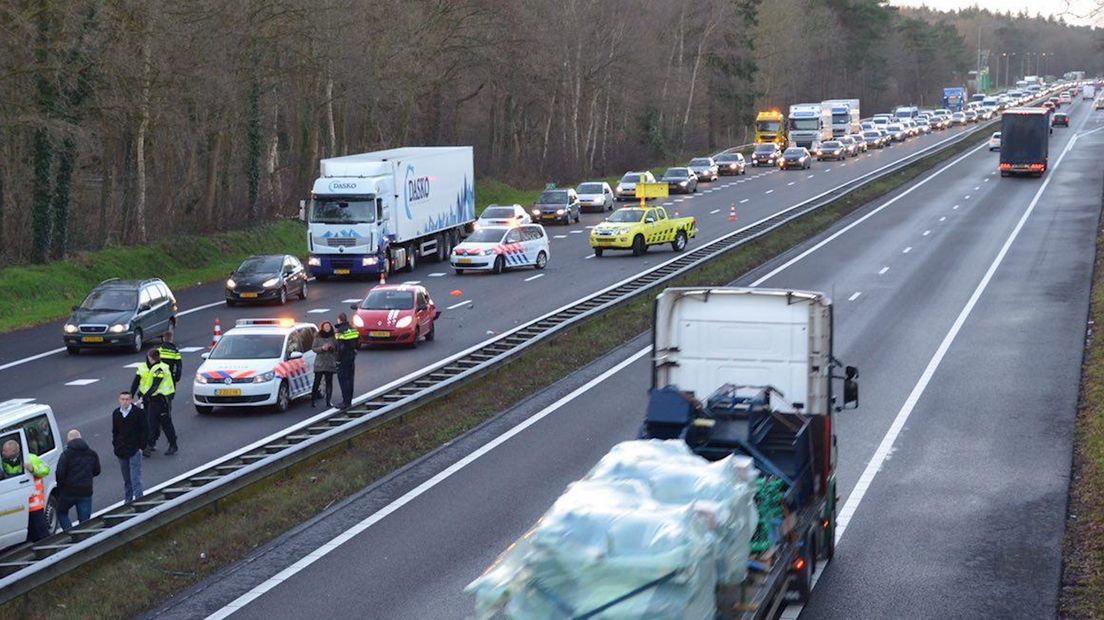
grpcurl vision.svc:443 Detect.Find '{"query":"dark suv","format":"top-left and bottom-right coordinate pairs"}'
top-left (63, 278), bottom-right (177, 354)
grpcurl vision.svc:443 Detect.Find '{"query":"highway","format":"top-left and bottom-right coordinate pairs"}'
top-left (143, 98), bottom-right (1104, 619)
top-left (0, 121), bottom-right (984, 514)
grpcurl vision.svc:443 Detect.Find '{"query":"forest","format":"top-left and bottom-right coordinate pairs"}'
top-left (1, 0), bottom-right (1100, 264)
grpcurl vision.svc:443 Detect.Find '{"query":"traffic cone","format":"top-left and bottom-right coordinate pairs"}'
top-left (728, 204), bottom-right (738, 223)
top-left (210, 318), bottom-right (222, 349)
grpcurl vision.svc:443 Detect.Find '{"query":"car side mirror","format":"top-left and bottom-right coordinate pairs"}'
top-left (201, 352), bottom-right (210, 359)
top-left (288, 351), bottom-right (303, 361)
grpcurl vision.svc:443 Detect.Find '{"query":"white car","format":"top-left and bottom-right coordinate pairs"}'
top-left (988, 132), bottom-right (1001, 151)
top-left (476, 204), bottom-right (531, 229)
top-left (575, 181), bottom-right (615, 212)
top-left (451, 224), bottom-right (549, 274)
top-left (0, 400), bottom-right (63, 546)
top-left (193, 318), bottom-right (318, 414)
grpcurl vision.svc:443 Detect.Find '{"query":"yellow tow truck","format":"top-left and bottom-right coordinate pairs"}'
top-left (589, 206), bottom-right (697, 257)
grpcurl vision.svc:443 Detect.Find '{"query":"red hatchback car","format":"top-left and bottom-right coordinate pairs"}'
top-left (351, 284), bottom-right (439, 347)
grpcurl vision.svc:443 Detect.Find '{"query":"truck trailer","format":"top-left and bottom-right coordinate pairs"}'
top-left (468, 287), bottom-right (860, 619)
top-left (822, 99), bottom-right (860, 137)
top-left (787, 104), bottom-right (832, 149)
top-left (1000, 108), bottom-right (1050, 177)
top-left (303, 146), bottom-right (475, 278)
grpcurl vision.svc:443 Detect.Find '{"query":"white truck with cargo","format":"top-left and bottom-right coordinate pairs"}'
top-left (1084, 84), bottom-right (1096, 100)
top-left (468, 287), bottom-right (860, 618)
top-left (787, 104), bottom-right (832, 150)
top-left (822, 99), bottom-right (860, 137)
top-left (302, 147), bottom-right (475, 279)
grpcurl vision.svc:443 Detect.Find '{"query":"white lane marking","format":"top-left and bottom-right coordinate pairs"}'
top-left (953, 205), bottom-right (960, 210)
top-left (123, 362), bottom-right (143, 369)
top-left (848, 292), bottom-right (862, 302)
top-left (807, 174), bottom-right (815, 179)
top-left (765, 189), bottom-right (774, 194)
top-left (923, 230), bottom-right (931, 236)
top-left (307, 309), bottom-right (330, 314)
top-left (446, 299), bottom-right (472, 310)
top-left (878, 267), bottom-right (889, 275)
top-left (739, 199), bottom-right (749, 204)
top-left (840, 163), bottom-right (847, 167)
top-left (674, 198), bottom-right (686, 202)
top-left (427, 273), bottom-right (447, 277)
top-left (939, 216), bottom-right (946, 222)
top-left (964, 194), bottom-right (971, 199)
top-left (65, 379), bottom-right (99, 386)
top-left (710, 209), bottom-right (721, 214)
top-left (0, 347), bottom-right (66, 372)
top-left (584, 254), bottom-right (595, 260)
top-left (179, 346), bottom-right (205, 353)
top-left (524, 274), bottom-right (545, 282)
top-left (570, 230), bottom-right (583, 234)
top-left (787, 182), bottom-right (796, 186)
top-left (903, 246), bottom-right (913, 254)
top-left (823, 167), bottom-right (832, 172)
top-left (985, 178), bottom-right (990, 182)
top-left (553, 235), bottom-right (567, 239)
top-left (342, 298), bottom-right (361, 304)
top-left (204, 347), bottom-right (653, 620)
top-left (974, 186), bottom-right (980, 190)
top-left (585, 226), bottom-right (595, 230)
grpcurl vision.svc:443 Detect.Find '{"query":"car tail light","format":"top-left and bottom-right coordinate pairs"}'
top-left (999, 163), bottom-right (1012, 170)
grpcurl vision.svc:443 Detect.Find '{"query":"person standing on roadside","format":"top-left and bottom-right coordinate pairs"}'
top-left (334, 313), bottom-right (359, 409)
top-left (55, 429), bottom-right (101, 530)
top-left (112, 391), bottom-right (147, 503)
top-left (131, 349), bottom-right (178, 456)
top-left (157, 332), bottom-right (183, 402)
top-left (311, 321), bottom-right (338, 408)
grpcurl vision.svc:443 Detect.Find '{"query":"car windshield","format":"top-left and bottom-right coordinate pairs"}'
top-left (309, 197), bottom-right (375, 224)
top-left (209, 334), bottom-right (285, 360)
top-left (689, 158), bottom-right (711, 166)
top-left (863, 132), bottom-right (880, 138)
top-left (537, 190), bottom-right (569, 205)
top-left (237, 256), bottom-right (283, 274)
top-left (789, 118), bottom-right (819, 131)
top-left (664, 168), bottom-right (689, 178)
top-left (481, 207), bottom-right (516, 219)
top-left (993, 132), bottom-right (1001, 138)
top-left (823, 142), bottom-right (840, 148)
top-left (784, 148), bottom-right (805, 156)
top-left (888, 125), bottom-right (903, 130)
top-left (577, 183), bottom-right (604, 194)
top-left (754, 145), bottom-right (776, 154)
top-left (607, 209), bottom-right (644, 223)
top-left (756, 121), bottom-right (782, 132)
top-left (80, 288), bottom-right (136, 312)
top-left (716, 154), bottom-right (739, 162)
top-left (361, 289), bottom-right (414, 310)
top-left (620, 174), bottom-right (642, 183)
top-left (464, 228), bottom-right (508, 243)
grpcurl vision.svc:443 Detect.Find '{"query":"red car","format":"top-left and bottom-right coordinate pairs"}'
top-left (1052, 112), bottom-right (1070, 127)
top-left (350, 284), bottom-right (439, 347)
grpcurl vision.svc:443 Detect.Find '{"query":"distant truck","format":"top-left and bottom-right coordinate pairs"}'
top-left (822, 99), bottom-right (860, 137)
top-left (469, 287), bottom-right (860, 619)
top-left (1084, 84), bottom-right (1096, 100)
top-left (942, 87), bottom-right (967, 111)
top-left (787, 103), bottom-right (832, 149)
top-left (754, 110), bottom-right (787, 149)
top-left (303, 147), bottom-right (475, 278)
top-left (1000, 108), bottom-right (1050, 177)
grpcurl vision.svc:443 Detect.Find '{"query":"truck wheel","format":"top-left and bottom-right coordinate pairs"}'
top-left (405, 247), bottom-right (417, 272)
top-left (436, 234), bottom-right (449, 262)
top-left (671, 231), bottom-right (688, 253)
top-left (492, 256), bottom-right (505, 274)
top-left (631, 235), bottom-right (647, 256)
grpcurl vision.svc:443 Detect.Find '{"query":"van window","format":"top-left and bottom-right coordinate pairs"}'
top-left (0, 431), bottom-right (24, 479)
top-left (285, 333), bottom-right (301, 356)
top-left (146, 285), bottom-right (165, 304)
top-left (2, 415), bottom-right (55, 457)
top-left (139, 287), bottom-right (152, 307)
top-left (297, 327), bottom-right (315, 352)
top-left (504, 229), bottom-right (521, 244)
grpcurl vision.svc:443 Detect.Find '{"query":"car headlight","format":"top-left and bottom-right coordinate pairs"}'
top-left (678, 181), bottom-right (688, 186)
top-left (532, 208), bottom-right (541, 216)
top-left (556, 209), bottom-right (564, 215)
top-left (396, 316), bottom-right (414, 329)
top-left (109, 323), bottom-right (129, 333)
top-left (362, 256), bottom-right (378, 267)
top-left (64, 323), bottom-right (78, 334)
top-left (226, 278), bottom-right (236, 289)
top-left (195, 373), bottom-right (208, 384)
top-left (262, 278), bottom-right (280, 288)
top-left (252, 371), bottom-right (276, 383)
top-left (308, 256), bottom-right (321, 267)
top-left (617, 227), bottom-right (631, 235)
top-left (353, 314), bottom-right (364, 328)
top-left (615, 184), bottom-right (623, 192)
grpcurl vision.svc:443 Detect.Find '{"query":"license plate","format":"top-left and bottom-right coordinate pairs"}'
top-left (240, 292), bottom-right (258, 298)
top-left (81, 336), bottom-right (104, 343)
top-left (369, 330), bottom-right (391, 338)
top-left (215, 388), bottom-right (242, 396)
top-left (458, 258), bottom-right (473, 265)
top-left (334, 269), bottom-right (350, 275)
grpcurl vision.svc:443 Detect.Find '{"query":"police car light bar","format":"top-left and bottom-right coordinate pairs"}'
top-left (235, 318), bottom-right (297, 328)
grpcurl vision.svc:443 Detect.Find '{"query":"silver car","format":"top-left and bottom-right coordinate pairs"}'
top-left (687, 157), bottom-right (719, 182)
top-left (615, 171), bottom-right (656, 201)
top-left (575, 181), bottom-right (615, 212)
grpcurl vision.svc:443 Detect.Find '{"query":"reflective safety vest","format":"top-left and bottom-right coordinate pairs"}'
top-left (3, 454), bottom-right (48, 512)
top-left (336, 327), bottom-right (359, 341)
top-left (136, 361), bottom-right (175, 397)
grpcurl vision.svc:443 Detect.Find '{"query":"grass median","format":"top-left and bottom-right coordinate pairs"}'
top-left (0, 130), bottom-right (989, 620)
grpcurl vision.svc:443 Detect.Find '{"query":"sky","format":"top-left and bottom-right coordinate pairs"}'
top-left (889, 0), bottom-right (1100, 26)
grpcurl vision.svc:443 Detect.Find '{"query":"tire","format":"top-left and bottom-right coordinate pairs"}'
top-left (436, 234), bottom-right (449, 262)
top-left (454, 269), bottom-right (465, 275)
top-left (795, 532), bottom-right (815, 603)
top-left (131, 329), bottom-right (144, 354)
top-left (278, 287), bottom-right (287, 305)
top-left (573, 209), bottom-right (580, 223)
top-left (315, 274), bottom-right (329, 282)
top-left (406, 247), bottom-right (417, 273)
top-left (631, 235), bottom-right (647, 257)
top-left (44, 494), bottom-right (58, 536)
top-left (593, 248), bottom-right (603, 257)
top-left (410, 328), bottom-right (420, 349)
top-left (195, 404), bottom-right (214, 415)
top-left (534, 251), bottom-right (547, 270)
top-left (274, 381), bottom-right (290, 413)
top-left (492, 256), bottom-right (505, 274)
top-left (66, 346), bottom-right (80, 356)
top-left (298, 281), bottom-right (308, 300)
top-left (225, 299), bottom-right (236, 307)
top-left (425, 323), bottom-right (435, 342)
top-left (671, 230), bottom-right (688, 253)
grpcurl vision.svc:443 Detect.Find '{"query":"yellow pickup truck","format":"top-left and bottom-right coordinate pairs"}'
top-left (589, 207), bottom-right (697, 257)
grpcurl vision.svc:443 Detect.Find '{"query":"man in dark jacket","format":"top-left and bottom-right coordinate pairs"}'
top-left (55, 429), bottom-right (101, 530)
top-left (112, 391), bottom-right (148, 503)
top-left (334, 313), bottom-right (359, 409)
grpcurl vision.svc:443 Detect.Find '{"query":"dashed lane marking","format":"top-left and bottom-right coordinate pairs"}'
top-left (342, 298), bottom-right (361, 304)
top-left (402, 281), bottom-right (421, 285)
top-left (739, 199), bottom-right (749, 204)
top-left (65, 379), bottom-right (100, 386)
top-left (570, 230), bottom-right (583, 234)
top-left (584, 254), bottom-right (595, 259)
top-left (553, 235), bottom-right (567, 239)
top-left (179, 346), bottom-right (205, 353)
top-left (903, 246), bottom-right (912, 254)
top-left (848, 292), bottom-right (862, 302)
top-left (427, 273), bottom-right (447, 277)
top-left (878, 267), bottom-right (889, 275)
top-left (446, 299), bottom-right (472, 310)
top-left (923, 230), bottom-right (931, 236)
top-left (710, 209), bottom-right (721, 214)
top-left (939, 216), bottom-right (946, 222)
top-left (524, 274), bottom-right (545, 282)
top-left (787, 182), bottom-right (795, 186)
top-left (765, 189), bottom-right (774, 194)
top-left (307, 308), bottom-right (330, 314)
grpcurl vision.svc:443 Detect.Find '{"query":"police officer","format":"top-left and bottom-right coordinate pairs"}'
top-left (334, 312), bottom-right (359, 409)
top-left (157, 332), bottom-right (183, 401)
top-left (1, 439), bottom-right (51, 541)
top-left (131, 349), bottom-right (178, 456)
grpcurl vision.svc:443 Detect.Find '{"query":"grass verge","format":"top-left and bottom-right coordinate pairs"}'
top-left (0, 131), bottom-right (988, 620)
top-left (1060, 191), bottom-right (1104, 618)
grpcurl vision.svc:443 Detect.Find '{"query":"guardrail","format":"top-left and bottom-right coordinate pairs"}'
top-left (0, 117), bottom-right (1000, 604)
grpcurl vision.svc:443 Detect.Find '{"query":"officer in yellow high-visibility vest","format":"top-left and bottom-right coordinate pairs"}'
top-left (157, 333), bottom-right (183, 402)
top-left (1, 439), bottom-right (50, 541)
top-left (334, 312), bottom-right (359, 409)
top-left (130, 349), bottom-right (178, 456)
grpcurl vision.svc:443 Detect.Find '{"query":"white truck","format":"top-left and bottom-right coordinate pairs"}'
top-left (1084, 84), bottom-right (1096, 100)
top-left (469, 287), bottom-right (860, 619)
top-left (822, 99), bottom-right (860, 137)
top-left (302, 147), bottom-right (475, 278)
top-left (787, 104), bottom-right (832, 150)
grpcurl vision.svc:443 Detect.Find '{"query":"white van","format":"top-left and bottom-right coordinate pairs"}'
top-left (0, 400), bottom-right (63, 548)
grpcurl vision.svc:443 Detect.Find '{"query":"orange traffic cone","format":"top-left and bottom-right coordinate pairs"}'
top-left (728, 205), bottom-right (738, 223)
top-left (210, 318), bottom-right (222, 349)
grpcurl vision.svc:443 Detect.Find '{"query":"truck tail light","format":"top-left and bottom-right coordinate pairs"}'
top-left (999, 163), bottom-right (1011, 170)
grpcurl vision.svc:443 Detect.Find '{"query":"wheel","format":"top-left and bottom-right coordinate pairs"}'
top-left (66, 346), bottom-right (80, 356)
top-left (795, 532), bottom-right (815, 603)
top-left (131, 329), bottom-right (144, 354)
top-left (425, 323), bottom-right (435, 341)
top-left (410, 328), bottom-right (420, 349)
top-left (454, 269), bottom-right (465, 275)
top-left (278, 287), bottom-right (287, 305)
top-left (405, 247), bottom-right (416, 272)
top-left (671, 230), bottom-right (688, 253)
top-left (298, 281), bottom-right (308, 300)
top-left (225, 299), bottom-right (236, 307)
top-left (534, 251), bottom-right (547, 270)
top-left (631, 235), bottom-right (647, 257)
top-left (273, 381), bottom-right (290, 413)
top-left (607, 201), bottom-right (614, 211)
top-left (44, 494), bottom-right (58, 536)
top-left (574, 210), bottom-right (580, 223)
top-left (436, 234), bottom-right (449, 262)
top-left (824, 507), bottom-right (837, 561)
top-left (593, 248), bottom-right (603, 257)
top-left (195, 404), bottom-right (213, 415)
top-left (492, 256), bottom-right (505, 274)
top-left (315, 274), bottom-right (329, 282)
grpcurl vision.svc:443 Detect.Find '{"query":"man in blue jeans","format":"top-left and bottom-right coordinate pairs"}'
top-left (111, 391), bottom-right (147, 503)
top-left (55, 429), bottom-right (101, 530)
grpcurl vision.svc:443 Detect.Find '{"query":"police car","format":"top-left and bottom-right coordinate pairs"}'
top-left (193, 319), bottom-right (318, 414)
top-left (450, 224), bottom-right (550, 274)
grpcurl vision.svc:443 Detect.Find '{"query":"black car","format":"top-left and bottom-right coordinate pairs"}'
top-left (226, 254), bottom-right (309, 306)
top-left (815, 141), bottom-right (846, 161)
top-left (660, 167), bottom-right (698, 194)
top-left (715, 153), bottom-right (747, 175)
top-left (751, 143), bottom-right (782, 167)
top-left (63, 278), bottom-right (177, 354)
top-left (531, 189), bottom-right (581, 224)
top-left (781, 147), bottom-right (812, 170)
